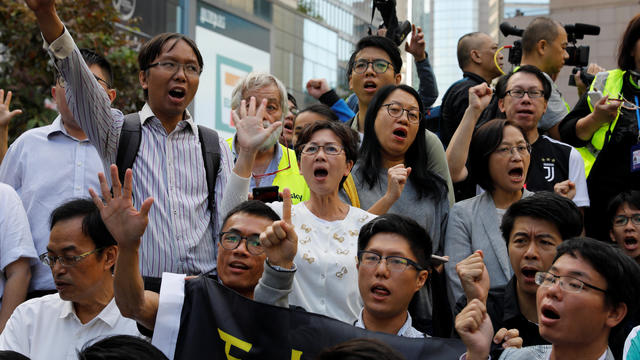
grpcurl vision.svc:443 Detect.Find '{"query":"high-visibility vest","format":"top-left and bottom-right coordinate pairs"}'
top-left (578, 69), bottom-right (625, 177)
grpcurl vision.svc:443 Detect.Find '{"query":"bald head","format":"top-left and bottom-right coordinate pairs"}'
top-left (521, 17), bottom-right (563, 54)
top-left (457, 32), bottom-right (503, 81)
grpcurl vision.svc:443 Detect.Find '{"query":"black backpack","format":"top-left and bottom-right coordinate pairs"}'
top-left (115, 113), bottom-right (222, 215)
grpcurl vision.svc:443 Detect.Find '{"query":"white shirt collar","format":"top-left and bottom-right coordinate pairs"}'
top-left (354, 308), bottom-right (425, 338)
top-left (138, 103), bottom-right (195, 131)
top-left (58, 297), bottom-right (121, 328)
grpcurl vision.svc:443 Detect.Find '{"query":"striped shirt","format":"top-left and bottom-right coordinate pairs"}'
top-left (46, 29), bottom-right (233, 277)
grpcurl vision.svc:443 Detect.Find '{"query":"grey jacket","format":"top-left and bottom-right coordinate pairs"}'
top-left (444, 190), bottom-right (534, 308)
top-left (500, 345), bottom-right (614, 360)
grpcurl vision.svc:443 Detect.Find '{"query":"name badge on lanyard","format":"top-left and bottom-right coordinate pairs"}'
top-left (631, 96), bottom-right (640, 172)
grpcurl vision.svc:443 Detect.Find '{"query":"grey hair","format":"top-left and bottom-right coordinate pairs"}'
top-left (230, 72), bottom-right (288, 123)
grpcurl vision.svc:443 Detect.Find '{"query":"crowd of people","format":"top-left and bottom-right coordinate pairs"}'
top-left (0, 0), bottom-right (640, 359)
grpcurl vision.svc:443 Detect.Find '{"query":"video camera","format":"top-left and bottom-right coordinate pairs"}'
top-left (564, 23), bottom-right (600, 86)
top-left (371, 0), bottom-right (412, 47)
top-left (499, 21), bottom-right (600, 87)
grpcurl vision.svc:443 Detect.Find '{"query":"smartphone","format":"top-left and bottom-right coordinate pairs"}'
top-left (252, 186), bottom-right (280, 203)
top-left (431, 254), bottom-right (449, 265)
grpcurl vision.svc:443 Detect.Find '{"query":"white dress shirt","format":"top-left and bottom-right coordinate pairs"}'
top-left (45, 28), bottom-right (233, 277)
top-left (0, 116), bottom-right (103, 291)
top-left (0, 294), bottom-right (140, 360)
top-left (0, 184), bottom-right (38, 302)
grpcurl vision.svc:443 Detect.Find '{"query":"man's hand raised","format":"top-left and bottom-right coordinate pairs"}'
top-left (468, 83), bottom-right (493, 113)
top-left (232, 97), bottom-right (282, 155)
top-left (306, 79), bottom-right (331, 100)
top-left (89, 164), bottom-right (153, 251)
top-left (404, 25), bottom-right (427, 62)
top-left (456, 299), bottom-right (494, 360)
top-left (260, 188), bottom-right (297, 269)
top-left (0, 90), bottom-right (22, 130)
top-left (456, 250), bottom-right (490, 304)
top-left (24, 0), bottom-right (64, 44)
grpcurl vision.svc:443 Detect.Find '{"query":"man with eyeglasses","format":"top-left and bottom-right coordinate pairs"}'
top-left (227, 72), bottom-right (310, 205)
top-left (454, 192), bottom-right (583, 358)
top-left (607, 191), bottom-right (640, 264)
top-left (97, 164), bottom-right (281, 340)
top-left (0, 48), bottom-right (114, 299)
top-left (447, 65), bottom-right (589, 208)
top-left (457, 237), bottom-right (640, 360)
top-left (279, 93), bottom-right (298, 149)
top-left (24, 0), bottom-right (234, 281)
top-left (0, 198), bottom-right (139, 359)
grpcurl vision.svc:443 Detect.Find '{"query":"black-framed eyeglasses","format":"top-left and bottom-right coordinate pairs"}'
top-left (39, 247), bottom-right (105, 267)
top-left (357, 250), bottom-right (423, 272)
top-left (219, 231), bottom-right (264, 255)
top-left (382, 102), bottom-right (421, 123)
top-left (493, 143), bottom-right (531, 157)
top-left (353, 59), bottom-right (393, 74)
top-left (613, 214), bottom-right (640, 227)
top-left (535, 271), bottom-right (607, 294)
top-left (57, 74), bottom-right (112, 89)
top-left (505, 89), bottom-right (545, 99)
top-left (301, 142), bottom-right (344, 156)
top-left (146, 61), bottom-right (201, 76)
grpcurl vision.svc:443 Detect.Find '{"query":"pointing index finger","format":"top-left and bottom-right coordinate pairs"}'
top-left (282, 188), bottom-right (292, 224)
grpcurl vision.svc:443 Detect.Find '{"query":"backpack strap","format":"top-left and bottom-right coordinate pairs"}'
top-left (197, 125), bottom-right (221, 217)
top-left (116, 113), bottom-right (142, 185)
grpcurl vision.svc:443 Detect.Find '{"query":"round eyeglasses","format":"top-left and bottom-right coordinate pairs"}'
top-left (353, 59), bottom-right (393, 74)
top-left (382, 102), bottom-right (421, 123)
top-left (219, 231), bottom-right (264, 255)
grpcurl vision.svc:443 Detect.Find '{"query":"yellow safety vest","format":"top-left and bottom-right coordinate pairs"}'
top-left (578, 69), bottom-right (625, 177)
top-left (227, 139), bottom-right (310, 204)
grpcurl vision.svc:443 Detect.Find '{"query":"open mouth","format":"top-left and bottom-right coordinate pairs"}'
top-left (229, 262), bottom-right (249, 270)
top-left (314, 168), bottom-right (329, 179)
top-left (508, 167), bottom-right (524, 179)
top-left (541, 306), bottom-right (560, 320)
top-left (169, 88), bottom-right (186, 100)
top-left (363, 81), bottom-right (377, 91)
top-left (521, 267), bottom-right (538, 282)
top-left (371, 285), bottom-right (391, 297)
top-left (284, 121), bottom-right (293, 131)
top-left (392, 128), bottom-right (407, 139)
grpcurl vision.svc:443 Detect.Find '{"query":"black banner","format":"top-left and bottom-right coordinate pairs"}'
top-left (173, 278), bottom-right (466, 359)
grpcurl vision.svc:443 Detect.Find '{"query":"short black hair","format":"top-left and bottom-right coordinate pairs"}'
top-left (554, 237), bottom-right (640, 339)
top-left (294, 119), bottom-right (359, 189)
top-left (315, 338), bottom-right (405, 360)
top-left (80, 48), bottom-right (114, 88)
top-left (469, 119), bottom-right (529, 193)
top-left (618, 14), bottom-right (640, 70)
top-left (495, 65), bottom-right (552, 101)
top-left (346, 36), bottom-right (402, 82)
top-left (138, 33), bottom-right (203, 99)
top-left (78, 335), bottom-right (168, 360)
top-left (606, 190), bottom-right (640, 229)
top-left (222, 200), bottom-right (281, 230)
top-left (521, 17), bottom-right (562, 55)
top-left (287, 93), bottom-right (298, 109)
top-left (297, 104), bottom-right (339, 122)
top-left (457, 32), bottom-right (484, 69)
top-left (50, 199), bottom-right (116, 250)
top-left (501, 191), bottom-right (583, 246)
top-left (358, 214), bottom-right (432, 270)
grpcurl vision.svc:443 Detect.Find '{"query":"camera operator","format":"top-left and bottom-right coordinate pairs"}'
top-left (518, 17), bottom-right (570, 140)
top-left (558, 14), bottom-right (640, 244)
